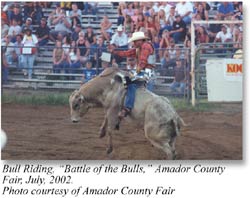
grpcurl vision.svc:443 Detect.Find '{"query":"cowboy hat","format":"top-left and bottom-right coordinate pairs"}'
top-left (128, 31), bottom-right (148, 43)
top-left (117, 25), bottom-right (123, 32)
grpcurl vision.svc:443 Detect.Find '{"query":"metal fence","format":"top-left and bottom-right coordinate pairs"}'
top-left (2, 44), bottom-right (191, 99)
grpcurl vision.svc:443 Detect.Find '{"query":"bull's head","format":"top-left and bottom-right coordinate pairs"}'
top-left (69, 90), bottom-right (90, 123)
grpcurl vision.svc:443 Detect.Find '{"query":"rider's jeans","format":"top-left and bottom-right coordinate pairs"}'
top-left (125, 83), bottom-right (137, 110)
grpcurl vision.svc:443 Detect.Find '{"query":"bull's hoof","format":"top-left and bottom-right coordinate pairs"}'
top-left (99, 129), bottom-right (106, 138)
top-left (107, 146), bottom-right (113, 154)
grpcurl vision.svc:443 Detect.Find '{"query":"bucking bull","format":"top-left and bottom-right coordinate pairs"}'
top-left (69, 67), bottom-right (186, 159)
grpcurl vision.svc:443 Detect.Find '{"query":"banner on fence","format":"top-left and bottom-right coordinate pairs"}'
top-left (206, 59), bottom-right (243, 102)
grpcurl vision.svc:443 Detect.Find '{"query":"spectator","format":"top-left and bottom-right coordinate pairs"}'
top-left (146, 15), bottom-right (159, 38)
top-left (117, 4), bottom-right (125, 26)
top-left (233, 2), bottom-right (243, 20)
top-left (193, 3), bottom-right (209, 21)
top-left (14, 34), bottom-right (23, 69)
top-left (165, 6), bottom-right (176, 30)
top-left (214, 24), bottom-right (232, 43)
top-left (124, 3), bottom-right (135, 17)
top-left (100, 52), bottom-right (111, 72)
top-left (49, 4), bottom-right (72, 42)
top-left (8, 19), bottom-right (22, 43)
top-left (21, 18), bottom-right (33, 34)
top-left (82, 61), bottom-right (96, 84)
top-left (21, 28), bottom-right (38, 79)
top-left (131, 9), bottom-right (140, 24)
top-left (71, 24), bottom-right (82, 42)
top-left (2, 47), bottom-right (9, 84)
top-left (93, 36), bottom-right (107, 68)
top-left (169, 14), bottom-right (186, 43)
top-left (135, 13), bottom-right (146, 31)
top-left (85, 26), bottom-right (97, 45)
top-left (9, 4), bottom-right (22, 25)
top-left (52, 40), bottom-right (69, 74)
top-left (161, 40), bottom-right (178, 72)
top-left (1, 19), bottom-right (9, 42)
top-left (159, 30), bottom-right (171, 60)
top-left (175, 2), bottom-right (193, 24)
top-left (126, 57), bottom-right (136, 71)
top-left (84, 2), bottom-right (98, 15)
top-left (124, 15), bottom-right (134, 34)
top-left (76, 34), bottom-right (90, 66)
top-left (2, 35), bottom-right (16, 65)
top-left (110, 25), bottom-right (128, 64)
top-left (31, 3), bottom-right (44, 24)
top-left (170, 59), bottom-right (187, 95)
top-left (207, 16), bottom-right (221, 42)
top-left (157, 9), bottom-right (168, 36)
top-left (69, 3), bottom-right (82, 28)
top-left (62, 35), bottom-right (72, 57)
top-left (232, 25), bottom-right (243, 49)
top-left (196, 26), bottom-right (209, 44)
top-left (36, 18), bottom-right (50, 47)
top-left (68, 41), bottom-right (81, 75)
top-left (217, 2), bottom-right (234, 20)
top-left (100, 15), bottom-right (113, 41)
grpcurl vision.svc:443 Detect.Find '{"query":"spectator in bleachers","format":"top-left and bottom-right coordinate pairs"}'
top-left (85, 26), bottom-right (97, 46)
top-left (21, 28), bottom-right (38, 79)
top-left (76, 34), bottom-right (90, 66)
top-left (9, 4), bottom-right (22, 26)
top-left (49, 3), bottom-right (72, 42)
top-left (217, 2), bottom-right (234, 20)
top-left (152, 35), bottom-right (160, 61)
top-left (124, 3), bottom-right (135, 17)
top-left (1, 19), bottom-right (9, 42)
top-left (60, 2), bottom-right (72, 11)
top-left (62, 35), bottom-right (72, 57)
top-left (36, 18), bottom-right (50, 47)
top-left (69, 3), bottom-right (82, 28)
top-left (71, 24), bottom-right (82, 42)
top-left (170, 59), bottom-right (187, 95)
top-left (93, 36), bottom-right (107, 68)
top-left (100, 52), bottom-right (111, 72)
top-left (84, 2), bottom-right (98, 15)
top-left (161, 40), bottom-right (179, 72)
top-left (2, 47), bottom-right (9, 84)
top-left (196, 26), bottom-right (209, 44)
top-left (124, 15), bottom-right (134, 34)
top-left (232, 25), bottom-right (243, 49)
top-left (52, 40), bottom-right (69, 74)
top-left (2, 4), bottom-right (9, 25)
top-left (30, 3), bottom-right (44, 25)
top-left (175, 2), bottom-right (193, 25)
top-left (157, 9), bottom-right (168, 36)
top-left (131, 9), bottom-right (140, 24)
top-left (8, 19), bottom-right (22, 43)
top-left (165, 6), bottom-right (176, 31)
top-left (126, 57), bottom-right (136, 71)
top-left (68, 41), bottom-right (81, 75)
top-left (14, 34), bottom-right (23, 69)
top-left (233, 2), bottom-right (243, 20)
top-left (100, 15), bottom-right (113, 41)
top-left (146, 15), bottom-right (159, 38)
top-left (82, 61), bottom-right (96, 84)
top-left (110, 25), bottom-right (128, 64)
top-left (135, 13), bottom-right (146, 31)
top-left (169, 14), bottom-right (186, 44)
top-left (21, 18), bottom-right (34, 34)
top-left (193, 2), bottom-right (210, 21)
top-left (117, 4), bottom-right (125, 26)
top-left (159, 30), bottom-right (171, 60)
top-left (2, 35), bottom-right (16, 65)
top-left (214, 24), bottom-right (232, 43)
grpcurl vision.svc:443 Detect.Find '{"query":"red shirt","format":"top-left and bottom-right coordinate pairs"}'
top-left (114, 42), bottom-right (155, 70)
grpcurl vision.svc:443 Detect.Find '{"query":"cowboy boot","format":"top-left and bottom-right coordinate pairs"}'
top-left (118, 107), bottom-right (131, 120)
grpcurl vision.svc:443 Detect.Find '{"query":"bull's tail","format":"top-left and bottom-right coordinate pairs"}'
top-left (178, 116), bottom-right (190, 127)
top-left (173, 119), bottom-right (181, 136)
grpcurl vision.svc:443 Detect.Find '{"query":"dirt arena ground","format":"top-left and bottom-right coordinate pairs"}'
top-left (1, 103), bottom-right (242, 160)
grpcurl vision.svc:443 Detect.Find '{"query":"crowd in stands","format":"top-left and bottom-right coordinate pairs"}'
top-left (1, 1), bottom-right (243, 93)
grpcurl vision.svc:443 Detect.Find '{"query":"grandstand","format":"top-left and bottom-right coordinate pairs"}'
top-left (1, 2), bottom-right (243, 100)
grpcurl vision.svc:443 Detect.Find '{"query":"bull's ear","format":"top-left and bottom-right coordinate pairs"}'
top-left (80, 95), bottom-right (85, 102)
